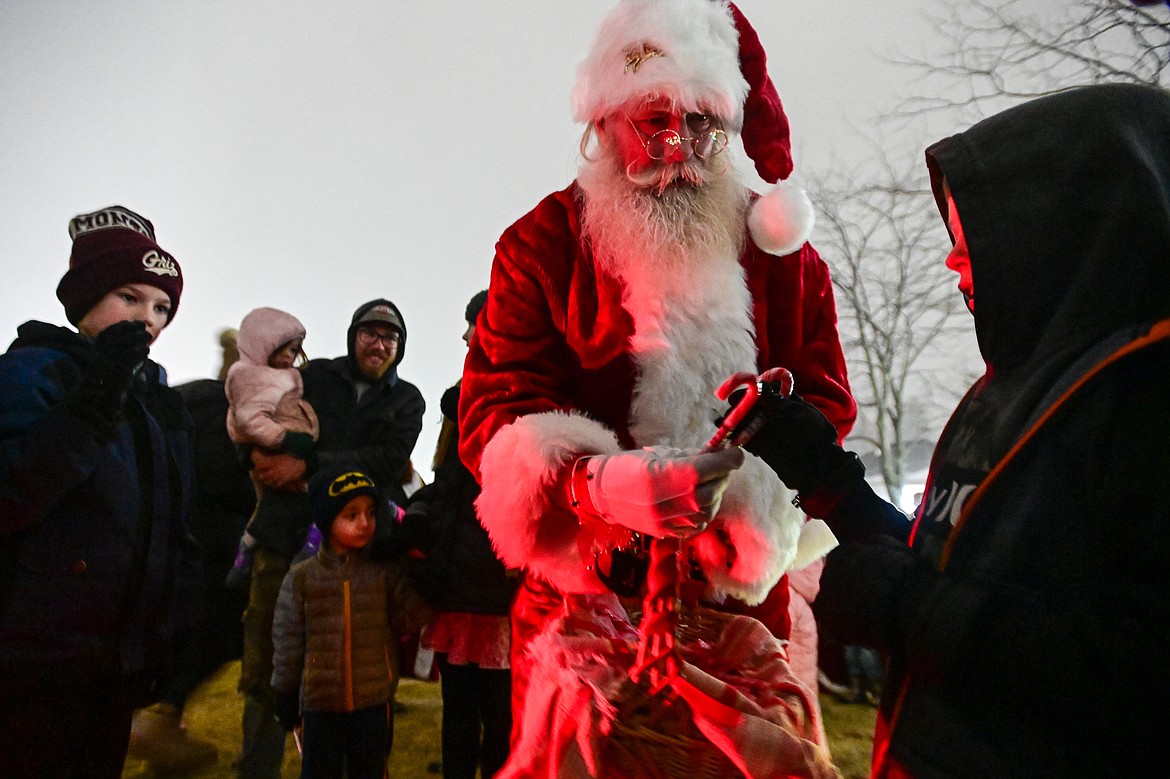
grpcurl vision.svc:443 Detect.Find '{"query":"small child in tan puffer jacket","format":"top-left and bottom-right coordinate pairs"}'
top-left (224, 306), bottom-right (320, 588)
top-left (271, 468), bottom-right (431, 778)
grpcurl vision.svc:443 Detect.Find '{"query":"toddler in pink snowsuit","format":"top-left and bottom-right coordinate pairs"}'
top-left (224, 306), bottom-right (320, 587)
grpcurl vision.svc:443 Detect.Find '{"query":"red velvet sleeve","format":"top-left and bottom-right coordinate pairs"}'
top-left (458, 190), bottom-right (580, 480)
top-left (749, 241), bottom-right (856, 442)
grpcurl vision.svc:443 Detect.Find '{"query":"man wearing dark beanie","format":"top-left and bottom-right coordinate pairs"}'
top-left (235, 297), bottom-right (425, 779)
top-left (0, 206), bottom-right (200, 779)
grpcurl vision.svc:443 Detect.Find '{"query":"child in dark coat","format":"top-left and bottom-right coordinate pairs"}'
top-left (0, 205), bottom-right (199, 778)
top-left (271, 467), bottom-right (430, 779)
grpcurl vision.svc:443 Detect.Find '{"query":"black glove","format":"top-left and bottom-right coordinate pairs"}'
top-left (729, 387), bottom-right (862, 493)
top-left (725, 385), bottom-right (912, 542)
top-left (65, 320), bottom-right (150, 437)
top-left (274, 690), bottom-right (301, 732)
top-left (280, 431), bottom-right (316, 460)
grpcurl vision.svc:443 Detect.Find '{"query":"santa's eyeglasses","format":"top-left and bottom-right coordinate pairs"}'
top-left (626, 116), bottom-right (729, 161)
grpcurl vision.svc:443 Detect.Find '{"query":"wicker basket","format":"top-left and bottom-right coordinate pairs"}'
top-left (601, 599), bottom-right (744, 779)
top-left (606, 682), bottom-right (740, 779)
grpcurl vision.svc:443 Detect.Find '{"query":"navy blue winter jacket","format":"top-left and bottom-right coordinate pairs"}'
top-left (0, 321), bottom-right (200, 679)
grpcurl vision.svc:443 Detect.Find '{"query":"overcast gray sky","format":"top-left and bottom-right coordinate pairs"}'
top-left (0, 0), bottom-right (949, 478)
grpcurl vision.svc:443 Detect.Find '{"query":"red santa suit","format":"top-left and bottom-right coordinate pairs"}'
top-left (460, 181), bottom-right (855, 728)
top-left (459, 1), bottom-right (854, 774)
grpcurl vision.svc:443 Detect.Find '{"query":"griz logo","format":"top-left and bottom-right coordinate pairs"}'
top-left (142, 250), bottom-right (179, 278)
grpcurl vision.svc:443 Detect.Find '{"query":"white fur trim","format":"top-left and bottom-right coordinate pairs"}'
top-left (475, 411), bottom-right (622, 594)
top-left (572, 0), bottom-right (747, 127)
top-left (791, 519), bottom-right (838, 572)
top-left (686, 454), bottom-right (808, 605)
top-left (621, 255), bottom-right (757, 450)
top-left (747, 182), bottom-right (816, 256)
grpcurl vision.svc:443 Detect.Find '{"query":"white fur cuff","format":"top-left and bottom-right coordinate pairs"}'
top-left (688, 454), bottom-right (820, 605)
top-left (475, 411), bottom-right (622, 593)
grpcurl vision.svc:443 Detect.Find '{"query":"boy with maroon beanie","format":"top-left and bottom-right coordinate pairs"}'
top-left (0, 206), bottom-right (199, 779)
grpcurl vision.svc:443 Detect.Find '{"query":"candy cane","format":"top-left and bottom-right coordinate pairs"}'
top-left (629, 368), bottom-right (793, 691)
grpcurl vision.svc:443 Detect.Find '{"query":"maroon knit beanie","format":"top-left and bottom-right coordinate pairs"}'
top-left (56, 205), bottom-right (183, 326)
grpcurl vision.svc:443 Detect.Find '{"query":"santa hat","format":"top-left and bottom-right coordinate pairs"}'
top-left (56, 205), bottom-right (183, 326)
top-left (572, 0), bottom-right (812, 255)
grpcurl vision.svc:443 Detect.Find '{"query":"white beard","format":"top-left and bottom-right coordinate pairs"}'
top-left (578, 151), bottom-right (759, 449)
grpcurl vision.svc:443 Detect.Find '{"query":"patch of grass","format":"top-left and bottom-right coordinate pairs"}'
top-left (122, 661), bottom-right (875, 778)
top-left (820, 694), bottom-right (879, 779)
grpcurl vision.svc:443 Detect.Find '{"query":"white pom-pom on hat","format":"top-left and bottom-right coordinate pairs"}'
top-left (747, 181), bottom-right (816, 256)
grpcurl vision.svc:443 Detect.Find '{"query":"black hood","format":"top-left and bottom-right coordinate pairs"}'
top-left (346, 298), bottom-right (408, 371)
top-left (926, 83), bottom-right (1170, 376)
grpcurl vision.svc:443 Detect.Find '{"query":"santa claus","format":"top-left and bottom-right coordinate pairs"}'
top-left (460, 0), bottom-right (855, 768)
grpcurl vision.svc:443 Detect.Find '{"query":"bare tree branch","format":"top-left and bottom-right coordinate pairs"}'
top-left (889, 0), bottom-right (1169, 122)
top-left (816, 0), bottom-right (1166, 501)
top-left (808, 154), bottom-right (976, 500)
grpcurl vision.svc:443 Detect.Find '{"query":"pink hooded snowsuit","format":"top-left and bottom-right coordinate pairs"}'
top-left (226, 307), bottom-right (319, 451)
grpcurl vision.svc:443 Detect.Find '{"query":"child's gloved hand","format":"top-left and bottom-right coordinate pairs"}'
top-left (280, 431), bottom-right (315, 460)
top-left (274, 690), bottom-right (301, 732)
top-left (726, 389), bottom-right (856, 494)
top-left (66, 320), bottom-right (151, 436)
top-left (568, 447), bottom-right (744, 538)
top-left (90, 319), bottom-right (151, 388)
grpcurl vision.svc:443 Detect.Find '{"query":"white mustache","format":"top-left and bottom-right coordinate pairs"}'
top-left (626, 159), bottom-right (708, 195)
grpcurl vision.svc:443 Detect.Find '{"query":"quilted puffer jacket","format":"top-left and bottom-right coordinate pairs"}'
top-left (270, 547), bottom-right (430, 713)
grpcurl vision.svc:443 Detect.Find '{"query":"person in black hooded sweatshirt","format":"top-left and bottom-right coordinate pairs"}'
top-left (723, 83), bottom-right (1170, 777)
